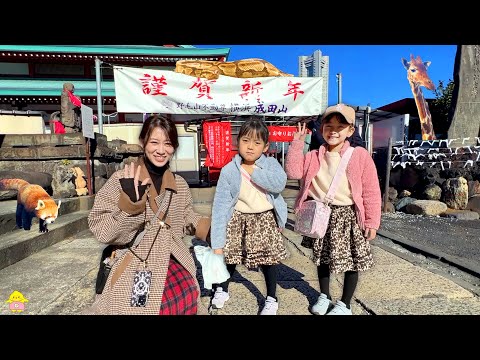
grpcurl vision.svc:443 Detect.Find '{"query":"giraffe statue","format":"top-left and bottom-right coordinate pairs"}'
top-left (401, 54), bottom-right (437, 140)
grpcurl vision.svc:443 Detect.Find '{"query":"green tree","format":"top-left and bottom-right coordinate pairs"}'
top-left (430, 78), bottom-right (455, 136)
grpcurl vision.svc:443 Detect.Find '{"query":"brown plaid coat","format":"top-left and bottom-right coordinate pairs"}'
top-left (84, 159), bottom-right (211, 315)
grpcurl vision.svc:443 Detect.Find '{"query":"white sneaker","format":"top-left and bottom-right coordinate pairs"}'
top-left (327, 300), bottom-right (352, 315)
top-left (311, 293), bottom-right (333, 315)
top-left (260, 296), bottom-right (279, 315)
top-left (211, 287), bottom-right (230, 309)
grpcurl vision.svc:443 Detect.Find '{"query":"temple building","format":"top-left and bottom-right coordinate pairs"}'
top-left (0, 45), bottom-right (230, 124)
top-left (0, 45), bottom-right (231, 185)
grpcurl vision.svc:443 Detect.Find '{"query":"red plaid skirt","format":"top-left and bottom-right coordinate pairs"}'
top-left (159, 257), bottom-right (199, 315)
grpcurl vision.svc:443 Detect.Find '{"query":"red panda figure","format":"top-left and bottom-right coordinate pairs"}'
top-left (0, 178), bottom-right (61, 232)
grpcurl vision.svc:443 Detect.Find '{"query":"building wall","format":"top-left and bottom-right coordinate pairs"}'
top-left (92, 123), bottom-right (200, 175)
top-left (0, 113), bottom-right (46, 134)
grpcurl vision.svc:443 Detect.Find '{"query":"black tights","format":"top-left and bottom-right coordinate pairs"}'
top-left (215, 264), bottom-right (278, 300)
top-left (317, 263), bottom-right (358, 309)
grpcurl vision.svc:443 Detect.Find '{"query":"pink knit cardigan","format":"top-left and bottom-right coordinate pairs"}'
top-left (285, 140), bottom-right (382, 231)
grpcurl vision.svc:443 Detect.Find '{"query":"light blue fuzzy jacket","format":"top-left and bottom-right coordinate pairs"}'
top-left (210, 153), bottom-right (288, 250)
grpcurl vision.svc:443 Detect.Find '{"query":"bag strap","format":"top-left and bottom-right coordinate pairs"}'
top-left (110, 187), bottom-right (175, 287)
top-left (129, 185), bottom-right (175, 257)
top-left (130, 196), bottom-right (164, 248)
top-left (240, 166), bottom-right (267, 195)
top-left (324, 147), bottom-right (355, 204)
top-left (131, 173), bottom-right (176, 248)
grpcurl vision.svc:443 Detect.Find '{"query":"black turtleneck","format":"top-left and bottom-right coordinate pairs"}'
top-left (144, 156), bottom-right (169, 194)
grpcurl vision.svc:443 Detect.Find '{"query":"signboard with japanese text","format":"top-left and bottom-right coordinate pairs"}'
top-left (203, 122), bottom-right (233, 168)
top-left (268, 126), bottom-right (297, 142)
top-left (81, 104), bottom-right (94, 139)
top-left (114, 66), bottom-right (323, 116)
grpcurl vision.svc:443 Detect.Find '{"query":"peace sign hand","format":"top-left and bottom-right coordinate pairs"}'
top-left (293, 122), bottom-right (308, 141)
top-left (123, 162), bottom-right (151, 202)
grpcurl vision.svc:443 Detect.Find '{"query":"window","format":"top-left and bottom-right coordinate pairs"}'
top-left (0, 62), bottom-right (29, 75)
top-left (34, 63), bottom-right (85, 76)
top-left (144, 66), bottom-right (175, 71)
top-left (124, 113), bottom-right (143, 123)
top-left (90, 65), bottom-right (114, 78)
top-left (174, 136), bottom-right (196, 160)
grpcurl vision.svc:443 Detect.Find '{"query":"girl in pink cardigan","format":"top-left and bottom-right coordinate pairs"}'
top-left (285, 104), bottom-right (381, 315)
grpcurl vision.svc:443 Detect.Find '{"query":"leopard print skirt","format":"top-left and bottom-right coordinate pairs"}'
top-left (310, 204), bottom-right (374, 274)
top-left (224, 209), bottom-right (288, 269)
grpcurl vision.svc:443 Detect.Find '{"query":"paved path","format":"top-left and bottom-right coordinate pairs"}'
top-left (2, 201), bottom-right (480, 315)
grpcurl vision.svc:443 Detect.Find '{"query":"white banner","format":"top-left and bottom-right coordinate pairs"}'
top-left (113, 65), bottom-right (323, 116)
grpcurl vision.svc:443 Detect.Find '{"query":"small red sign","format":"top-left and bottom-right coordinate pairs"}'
top-left (268, 126), bottom-right (297, 142)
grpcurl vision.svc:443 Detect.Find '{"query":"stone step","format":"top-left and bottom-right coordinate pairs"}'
top-left (0, 133), bottom-right (108, 148)
top-left (0, 210), bottom-right (90, 271)
top-left (0, 196), bottom-right (94, 236)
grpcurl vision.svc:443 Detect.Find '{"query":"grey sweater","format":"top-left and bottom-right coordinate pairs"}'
top-left (210, 153), bottom-right (288, 249)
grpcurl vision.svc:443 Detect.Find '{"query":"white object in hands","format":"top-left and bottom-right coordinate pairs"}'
top-left (193, 245), bottom-right (230, 290)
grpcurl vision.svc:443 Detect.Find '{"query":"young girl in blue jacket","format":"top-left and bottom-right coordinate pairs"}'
top-left (210, 118), bottom-right (288, 315)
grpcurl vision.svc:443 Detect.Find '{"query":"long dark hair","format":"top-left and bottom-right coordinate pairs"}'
top-left (139, 115), bottom-right (179, 150)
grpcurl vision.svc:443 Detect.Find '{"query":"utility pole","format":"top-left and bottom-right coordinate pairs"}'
top-left (363, 103), bottom-right (372, 154)
top-left (95, 57), bottom-right (103, 134)
top-left (336, 73), bottom-right (342, 104)
top-left (383, 137), bottom-right (393, 213)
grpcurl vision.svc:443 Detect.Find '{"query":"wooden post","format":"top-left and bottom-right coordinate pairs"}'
top-left (383, 137), bottom-right (393, 212)
top-left (85, 137), bottom-right (93, 195)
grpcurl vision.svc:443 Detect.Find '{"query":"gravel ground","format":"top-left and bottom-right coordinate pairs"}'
top-left (380, 212), bottom-right (480, 264)
top-left (376, 212), bottom-right (480, 294)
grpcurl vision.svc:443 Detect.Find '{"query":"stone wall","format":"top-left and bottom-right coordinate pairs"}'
top-left (0, 133), bottom-right (143, 200)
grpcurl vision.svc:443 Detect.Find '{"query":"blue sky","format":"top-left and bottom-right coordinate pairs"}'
top-left (195, 45), bottom-right (457, 110)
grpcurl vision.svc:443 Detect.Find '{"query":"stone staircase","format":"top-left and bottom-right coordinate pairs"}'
top-left (0, 195), bottom-right (94, 271)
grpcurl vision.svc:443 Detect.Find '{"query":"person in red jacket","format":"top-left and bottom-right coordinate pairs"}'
top-left (285, 104), bottom-right (381, 315)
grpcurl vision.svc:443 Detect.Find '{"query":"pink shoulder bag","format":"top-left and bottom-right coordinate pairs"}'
top-left (294, 147), bottom-right (354, 239)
